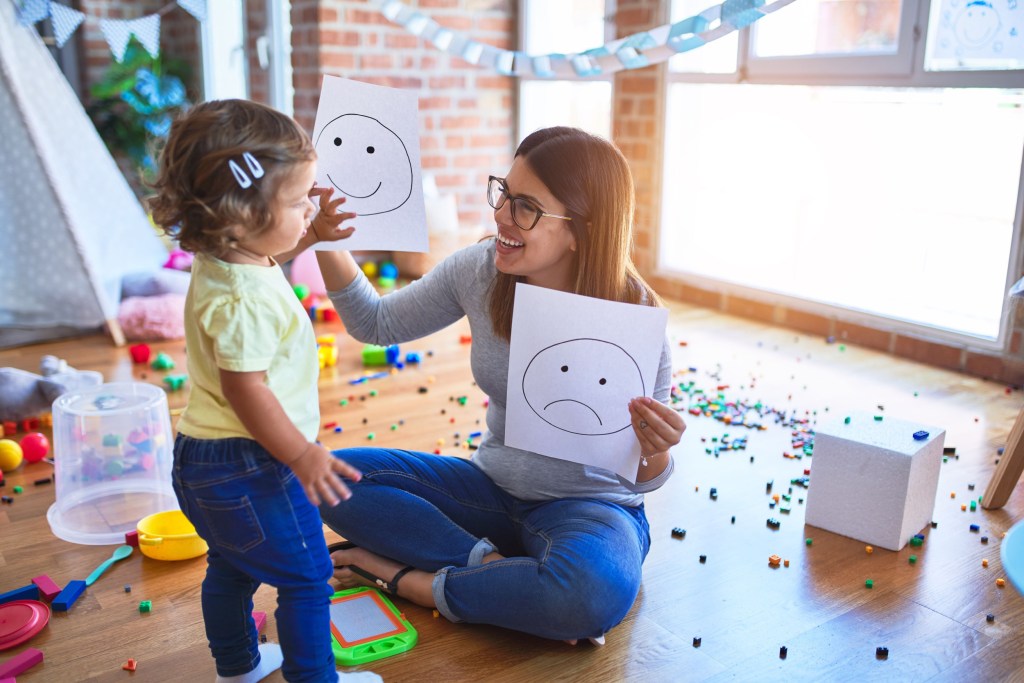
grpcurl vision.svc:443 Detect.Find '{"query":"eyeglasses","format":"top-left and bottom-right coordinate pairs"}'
top-left (487, 176), bottom-right (572, 231)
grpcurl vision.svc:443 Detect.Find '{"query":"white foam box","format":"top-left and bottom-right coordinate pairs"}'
top-left (805, 412), bottom-right (946, 551)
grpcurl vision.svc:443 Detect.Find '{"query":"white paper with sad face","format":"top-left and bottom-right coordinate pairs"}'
top-left (505, 283), bottom-right (669, 483)
top-left (311, 76), bottom-right (428, 253)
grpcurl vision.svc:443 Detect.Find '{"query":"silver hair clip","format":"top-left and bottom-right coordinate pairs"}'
top-left (228, 152), bottom-right (265, 189)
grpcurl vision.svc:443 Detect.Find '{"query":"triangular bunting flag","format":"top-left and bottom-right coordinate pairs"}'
top-left (50, 3), bottom-right (85, 48)
top-left (129, 14), bottom-right (161, 58)
top-left (99, 18), bottom-right (132, 62)
top-left (176, 0), bottom-right (207, 23)
top-left (17, 0), bottom-right (49, 26)
top-left (100, 14), bottom-right (161, 62)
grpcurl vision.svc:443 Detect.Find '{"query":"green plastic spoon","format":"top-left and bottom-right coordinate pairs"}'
top-left (84, 544), bottom-right (134, 586)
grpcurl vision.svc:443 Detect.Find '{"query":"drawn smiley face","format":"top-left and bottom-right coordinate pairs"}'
top-left (314, 114), bottom-right (413, 216)
top-left (954, 0), bottom-right (1001, 47)
top-left (521, 338), bottom-right (645, 436)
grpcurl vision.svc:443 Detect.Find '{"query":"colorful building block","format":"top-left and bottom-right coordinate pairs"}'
top-left (52, 580), bottom-right (86, 611)
top-left (31, 574), bottom-right (62, 601)
top-left (0, 584), bottom-right (40, 605)
top-left (0, 647), bottom-right (43, 679)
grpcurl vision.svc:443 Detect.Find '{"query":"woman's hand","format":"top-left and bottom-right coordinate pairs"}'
top-left (628, 396), bottom-right (686, 461)
top-left (289, 442), bottom-right (363, 507)
top-left (309, 185), bottom-right (357, 243)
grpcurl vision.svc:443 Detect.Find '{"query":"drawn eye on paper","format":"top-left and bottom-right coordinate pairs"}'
top-left (314, 114), bottom-right (413, 216)
top-left (521, 338), bottom-right (645, 436)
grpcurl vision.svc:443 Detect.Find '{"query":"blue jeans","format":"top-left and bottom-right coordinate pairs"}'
top-left (172, 435), bottom-right (336, 682)
top-left (318, 448), bottom-right (650, 641)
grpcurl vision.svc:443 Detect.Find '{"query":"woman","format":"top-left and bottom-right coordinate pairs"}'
top-left (313, 126), bottom-right (685, 643)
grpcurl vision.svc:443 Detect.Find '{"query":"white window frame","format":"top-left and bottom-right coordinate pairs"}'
top-left (266, 0), bottom-right (294, 116)
top-left (661, 0), bottom-right (1024, 351)
top-left (516, 0), bottom-right (617, 143)
top-left (201, 0), bottom-right (249, 101)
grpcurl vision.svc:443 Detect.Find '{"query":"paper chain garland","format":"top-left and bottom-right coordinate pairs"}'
top-left (15, 0), bottom-right (206, 60)
top-left (374, 0), bottom-right (797, 78)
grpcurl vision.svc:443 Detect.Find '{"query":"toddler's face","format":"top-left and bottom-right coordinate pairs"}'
top-left (241, 160), bottom-right (318, 259)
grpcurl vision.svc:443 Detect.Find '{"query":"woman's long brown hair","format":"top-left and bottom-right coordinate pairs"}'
top-left (488, 127), bottom-right (662, 340)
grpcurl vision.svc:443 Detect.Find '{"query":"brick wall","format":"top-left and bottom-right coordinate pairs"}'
top-left (290, 0), bottom-right (516, 229)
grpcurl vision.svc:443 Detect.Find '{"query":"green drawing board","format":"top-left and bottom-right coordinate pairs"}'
top-left (329, 587), bottom-right (417, 666)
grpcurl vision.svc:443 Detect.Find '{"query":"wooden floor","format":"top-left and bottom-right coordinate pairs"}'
top-left (1, 299), bottom-right (1023, 682)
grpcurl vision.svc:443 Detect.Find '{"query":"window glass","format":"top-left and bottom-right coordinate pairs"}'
top-left (660, 84), bottom-right (1024, 340)
top-left (524, 0), bottom-right (607, 55)
top-left (519, 81), bottom-right (613, 141)
top-left (669, 0), bottom-right (739, 73)
top-left (753, 0), bottom-right (903, 57)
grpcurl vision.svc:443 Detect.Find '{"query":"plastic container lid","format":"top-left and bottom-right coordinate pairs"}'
top-left (0, 600), bottom-right (50, 650)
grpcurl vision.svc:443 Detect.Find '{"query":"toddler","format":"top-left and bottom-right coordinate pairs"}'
top-left (150, 99), bottom-right (376, 683)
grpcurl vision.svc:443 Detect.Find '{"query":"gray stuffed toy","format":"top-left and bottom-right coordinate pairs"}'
top-left (0, 356), bottom-right (87, 421)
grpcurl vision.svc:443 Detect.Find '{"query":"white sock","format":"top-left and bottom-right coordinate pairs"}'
top-left (215, 643), bottom-right (283, 683)
top-left (338, 671), bottom-right (383, 682)
top-left (589, 635), bottom-right (606, 646)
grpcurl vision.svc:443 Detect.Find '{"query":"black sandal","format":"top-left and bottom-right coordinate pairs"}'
top-left (327, 541), bottom-right (415, 596)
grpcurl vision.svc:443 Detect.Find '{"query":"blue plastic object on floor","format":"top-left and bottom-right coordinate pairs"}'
top-left (1003, 520), bottom-right (1024, 595)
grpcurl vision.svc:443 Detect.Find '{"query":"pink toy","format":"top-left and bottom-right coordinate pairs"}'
top-left (163, 248), bottom-right (194, 271)
top-left (290, 249), bottom-right (327, 296)
top-left (19, 432), bottom-right (49, 463)
top-left (117, 295), bottom-right (186, 341)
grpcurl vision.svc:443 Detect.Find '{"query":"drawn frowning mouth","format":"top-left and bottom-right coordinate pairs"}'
top-left (327, 174), bottom-right (381, 199)
top-left (544, 399), bottom-right (602, 425)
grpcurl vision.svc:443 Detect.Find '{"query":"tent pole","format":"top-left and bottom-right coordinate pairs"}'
top-left (105, 318), bottom-right (126, 347)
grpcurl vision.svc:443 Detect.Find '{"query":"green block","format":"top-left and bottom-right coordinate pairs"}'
top-left (362, 345), bottom-right (389, 366)
top-left (805, 538), bottom-right (813, 546)
top-left (909, 555), bottom-right (917, 564)
top-left (139, 600), bottom-right (152, 613)
top-left (865, 579), bottom-right (874, 589)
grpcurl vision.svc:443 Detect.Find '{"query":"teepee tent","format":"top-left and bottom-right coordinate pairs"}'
top-left (0, 0), bottom-right (168, 347)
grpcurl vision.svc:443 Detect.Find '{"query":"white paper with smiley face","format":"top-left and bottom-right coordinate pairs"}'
top-left (522, 339), bottom-right (644, 436)
top-left (505, 283), bottom-right (669, 483)
top-left (926, 0), bottom-right (1023, 64)
top-left (315, 114), bottom-right (412, 216)
top-left (311, 76), bottom-right (428, 254)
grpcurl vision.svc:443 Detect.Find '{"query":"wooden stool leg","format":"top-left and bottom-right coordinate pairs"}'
top-left (982, 404), bottom-right (1024, 510)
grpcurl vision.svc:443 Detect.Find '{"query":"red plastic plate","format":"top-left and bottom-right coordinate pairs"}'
top-left (0, 600), bottom-right (50, 650)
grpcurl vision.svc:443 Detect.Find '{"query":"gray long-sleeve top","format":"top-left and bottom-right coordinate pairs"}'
top-left (327, 239), bottom-right (674, 506)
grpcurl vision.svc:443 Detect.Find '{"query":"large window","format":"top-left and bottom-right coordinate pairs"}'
top-left (663, 0), bottom-right (1024, 345)
top-left (518, 1), bottom-right (614, 142)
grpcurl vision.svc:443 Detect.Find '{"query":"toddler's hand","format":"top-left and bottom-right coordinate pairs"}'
top-left (289, 442), bottom-right (363, 507)
top-left (309, 185), bottom-right (357, 243)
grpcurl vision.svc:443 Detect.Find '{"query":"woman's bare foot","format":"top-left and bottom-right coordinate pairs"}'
top-left (329, 545), bottom-right (437, 609)
top-left (330, 545), bottom-right (406, 589)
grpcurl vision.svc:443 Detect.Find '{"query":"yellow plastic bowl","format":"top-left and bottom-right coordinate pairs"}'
top-left (136, 509), bottom-right (208, 561)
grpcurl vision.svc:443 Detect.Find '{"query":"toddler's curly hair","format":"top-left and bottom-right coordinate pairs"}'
top-left (149, 99), bottom-right (315, 255)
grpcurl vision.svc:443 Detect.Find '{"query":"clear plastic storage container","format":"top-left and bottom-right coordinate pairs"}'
top-left (47, 382), bottom-right (178, 545)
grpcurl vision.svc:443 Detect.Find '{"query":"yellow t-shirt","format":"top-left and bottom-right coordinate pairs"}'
top-left (176, 253), bottom-right (320, 441)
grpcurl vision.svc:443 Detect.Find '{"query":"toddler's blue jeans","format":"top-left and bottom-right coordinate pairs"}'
top-left (173, 434), bottom-right (336, 682)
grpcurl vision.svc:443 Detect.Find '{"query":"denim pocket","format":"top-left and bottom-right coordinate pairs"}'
top-left (195, 495), bottom-right (266, 553)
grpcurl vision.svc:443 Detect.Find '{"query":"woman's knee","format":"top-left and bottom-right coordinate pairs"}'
top-left (535, 561), bottom-right (641, 638)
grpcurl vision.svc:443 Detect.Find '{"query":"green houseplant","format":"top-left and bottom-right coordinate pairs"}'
top-left (87, 37), bottom-right (191, 187)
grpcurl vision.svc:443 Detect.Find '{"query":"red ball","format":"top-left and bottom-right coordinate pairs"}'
top-left (20, 432), bottom-right (50, 463)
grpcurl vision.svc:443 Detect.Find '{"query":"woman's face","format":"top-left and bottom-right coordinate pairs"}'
top-left (492, 157), bottom-right (578, 291)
